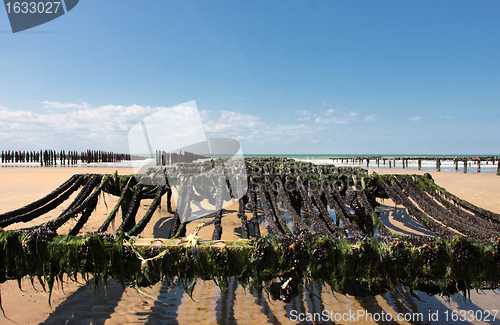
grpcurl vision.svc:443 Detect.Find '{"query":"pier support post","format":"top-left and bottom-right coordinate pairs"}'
top-left (464, 160), bottom-right (467, 173)
top-left (418, 159), bottom-right (421, 170)
top-left (367, 159), bottom-right (369, 167)
top-left (478, 160), bottom-right (481, 173)
top-left (436, 159), bottom-right (441, 172)
top-left (455, 160), bottom-right (458, 172)
top-left (389, 161), bottom-right (392, 168)
top-left (402, 159), bottom-right (405, 169)
top-left (377, 159), bottom-right (380, 167)
top-left (383, 159), bottom-right (386, 165)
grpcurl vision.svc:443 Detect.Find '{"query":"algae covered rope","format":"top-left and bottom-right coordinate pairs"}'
top-left (433, 184), bottom-right (500, 223)
top-left (310, 189), bottom-right (344, 237)
top-left (98, 176), bottom-right (133, 232)
top-left (3, 229), bottom-right (500, 300)
top-left (129, 185), bottom-right (167, 236)
top-left (265, 180), bottom-right (291, 234)
top-left (212, 175), bottom-right (226, 240)
top-left (431, 189), bottom-right (500, 234)
top-left (297, 181), bottom-right (332, 237)
top-left (42, 174), bottom-right (104, 231)
top-left (66, 175), bottom-right (110, 235)
top-left (117, 184), bottom-right (144, 233)
top-left (398, 176), bottom-right (490, 239)
top-left (237, 195), bottom-right (250, 239)
top-left (0, 174), bottom-right (85, 227)
top-left (61, 174), bottom-right (102, 215)
top-left (322, 185), bottom-right (363, 238)
top-left (275, 177), bottom-right (314, 234)
top-left (249, 185), bottom-right (261, 237)
top-left (0, 174), bottom-right (82, 221)
top-left (257, 184), bottom-right (283, 235)
top-left (68, 186), bottom-right (101, 236)
top-left (382, 180), bottom-right (456, 238)
top-left (356, 188), bottom-right (392, 237)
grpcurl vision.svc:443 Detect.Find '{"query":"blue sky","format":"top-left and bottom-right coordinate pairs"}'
top-left (1, 0), bottom-right (499, 154)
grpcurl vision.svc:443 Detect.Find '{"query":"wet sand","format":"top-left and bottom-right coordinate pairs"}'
top-left (1, 167), bottom-right (500, 324)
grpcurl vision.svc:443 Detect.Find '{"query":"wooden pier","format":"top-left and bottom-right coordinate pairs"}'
top-left (331, 156), bottom-right (500, 175)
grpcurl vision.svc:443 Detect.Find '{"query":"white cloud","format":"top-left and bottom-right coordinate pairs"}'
top-left (0, 103), bottom-right (164, 150)
top-left (325, 108), bottom-right (337, 116)
top-left (315, 116), bottom-right (350, 124)
top-left (296, 110), bottom-right (311, 115)
top-left (409, 116), bottom-right (422, 122)
top-left (1, 102), bottom-right (329, 151)
top-left (43, 101), bottom-right (89, 109)
top-left (203, 110), bottom-right (324, 145)
top-left (440, 115), bottom-right (454, 119)
top-left (364, 114), bottom-right (377, 122)
top-left (347, 111), bottom-right (358, 117)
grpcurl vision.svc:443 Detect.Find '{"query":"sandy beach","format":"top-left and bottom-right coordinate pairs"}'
top-left (1, 167), bottom-right (500, 324)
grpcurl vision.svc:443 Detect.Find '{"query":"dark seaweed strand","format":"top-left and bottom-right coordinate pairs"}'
top-left (249, 185), bottom-right (261, 237)
top-left (297, 182), bottom-right (332, 237)
top-left (238, 195), bottom-right (250, 239)
top-left (180, 176), bottom-right (195, 223)
top-left (398, 176), bottom-right (490, 239)
top-left (61, 174), bottom-right (101, 215)
top-left (322, 185), bottom-right (363, 238)
top-left (382, 181), bottom-right (455, 238)
top-left (116, 184), bottom-right (144, 233)
top-left (386, 180), bottom-right (456, 238)
top-left (212, 175), bottom-right (225, 240)
top-left (140, 186), bottom-right (161, 199)
top-left (68, 185), bottom-right (101, 236)
top-left (431, 190), bottom-right (500, 233)
top-left (166, 187), bottom-right (173, 213)
top-left (439, 188), bottom-right (500, 223)
top-left (275, 178), bottom-right (314, 234)
top-left (257, 184), bottom-right (283, 235)
top-left (168, 210), bottom-right (182, 238)
top-left (129, 185), bottom-right (167, 236)
top-left (265, 180), bottom-right (291, 234)
top-left (41, 175), bottom-right (103, 231)
top-left (329, 186), bottom-right (358, 226)
top-left (169, 179), bottom-right (190, 239)
top-left (98, 176), bottom-right (133, 232)
top-left (0, 174), bottom-right (85, 227)
top-left (310, 189), bottom-right (344, 237)
top-left (0, 174), bottom-right (81, 221)
top-left (356, 188), bottom-right (392, 237)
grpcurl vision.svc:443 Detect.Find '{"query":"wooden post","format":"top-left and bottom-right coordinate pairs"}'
top-left (377, 159), bottom-right (380, 167)
top-left (477, 160), bottom-right (481, 173)
top-left (436, 159), bottom-right (441, 172)
top-left (464, 160), bottom-right (467, 173)
top-left (389, 160), bottom-right (392, 168)
top-left (455, 160), bottom-right (458, 172)
top-left (418, 159), bottom-right (421, 170)
top-left (402, 159), bottom-right (405, 169)
top-left (366, 159), bottom-right (369, 167)
top-left (383, 159), bottom-right (386, 165)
